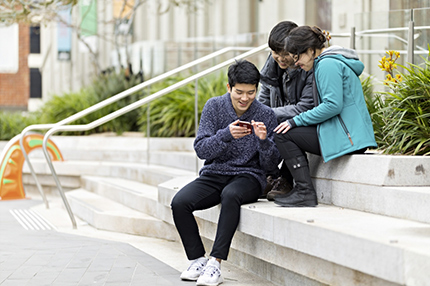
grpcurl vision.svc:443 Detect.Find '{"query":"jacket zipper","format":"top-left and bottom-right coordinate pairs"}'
top-left (338, 116), bottom-right (353, 145)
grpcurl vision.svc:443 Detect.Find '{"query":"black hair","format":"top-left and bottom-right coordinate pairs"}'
top-left (268, 21), bottom-right (298, 53)
top-left (284, 25), bottom-right (327, 57)
top-left (227, 60), bottom-right (260, 89)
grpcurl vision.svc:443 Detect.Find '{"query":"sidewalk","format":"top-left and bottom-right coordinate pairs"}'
top-left (0, 198), bottom-right (276, 286)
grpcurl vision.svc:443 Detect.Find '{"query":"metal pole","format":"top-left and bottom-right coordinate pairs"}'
top-left (147, 88), bottom-right (151, 166)
top-left (194, 79), bottom-right (199, 175)
top-left (408, 9), bottom-right (415, 65)
top-left (18, 132), bottom-right (49, 208)
top-left (42, 135), bottom-right (77, 229)
top-left (350, 27), bottom-right (356, 49)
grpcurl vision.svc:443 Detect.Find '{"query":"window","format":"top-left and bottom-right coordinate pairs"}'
top-left (30, 26), bottom-right (41, 54)
top-left (30, 68), bottom-right (42, 98)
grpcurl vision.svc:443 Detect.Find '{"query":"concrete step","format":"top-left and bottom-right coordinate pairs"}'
top-left (22, 156), bottom-right (430, 227)
top-left (309, 153), bottom-right (430, 224)
top-left (80, 175), bottom-right (159, 218)
top-left (158, 176), bottom-right (430, 286)
top-left (22, 173), bottom-right (80, 197)
top-left (23, 158), bottom-right (196, 187)
top-left (24, 135), bottom-right (203, 172)
top-left (66, 188), bottom-right (178, 241)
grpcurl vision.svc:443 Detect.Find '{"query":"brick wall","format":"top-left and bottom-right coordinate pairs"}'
top-left (0, 24), bottom-right (30, 111)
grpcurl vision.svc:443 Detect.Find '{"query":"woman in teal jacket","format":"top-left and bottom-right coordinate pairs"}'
top-left (273, 25), bottom-right (377, 207)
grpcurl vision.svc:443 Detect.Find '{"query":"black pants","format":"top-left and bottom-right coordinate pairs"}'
top-left (171, 174), bottom-right (260, 260)
top-left (275, 126), bottom-right (321, 160)
top-left (275, 126), bottom-right (367, 161)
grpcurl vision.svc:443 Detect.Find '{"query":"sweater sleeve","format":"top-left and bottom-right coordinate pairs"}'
top-left (257, 110), bottom-right (281, 172)
top-left (293, 59), bottom-right (344, 126)
top-left (194, 98), bottom-right (233, 161)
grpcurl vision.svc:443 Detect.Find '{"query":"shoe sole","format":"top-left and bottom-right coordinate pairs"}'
top-left (196, 278), bottom-right (223, 286)
top-left (267, 191), bottom-right (293, 201)
top-left (180, 276), bottom-right (199, 281)
top-left (274, 200), bottom-right (318, 207)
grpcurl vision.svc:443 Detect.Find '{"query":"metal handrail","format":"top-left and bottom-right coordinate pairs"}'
top-left (42, 43), bottom-right (269, 228)
top-left (18, 46), bottom-right (258, 211)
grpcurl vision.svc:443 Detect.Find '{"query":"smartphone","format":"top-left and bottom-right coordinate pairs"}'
top-left (238, 121), bottom-right (253, 133)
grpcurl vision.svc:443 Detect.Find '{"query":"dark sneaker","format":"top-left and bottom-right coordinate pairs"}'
top-left (260, 176), bottom-right (275, 199)
top-left (266, 176), bottom-right (293, 201)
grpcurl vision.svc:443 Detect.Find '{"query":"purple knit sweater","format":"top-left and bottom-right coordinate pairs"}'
top-left (195, 93), bottom-right (281, 191)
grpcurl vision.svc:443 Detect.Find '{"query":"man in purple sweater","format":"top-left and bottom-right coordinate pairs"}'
top-left (171, 60), bottom-right (280, 286)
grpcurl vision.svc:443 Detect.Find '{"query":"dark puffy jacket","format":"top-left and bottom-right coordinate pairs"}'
top-left (257, 54), bottom-right (314, 123)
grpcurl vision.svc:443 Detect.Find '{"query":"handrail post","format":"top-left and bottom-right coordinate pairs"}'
top-left (19, 131), bottom-right (49, 209)
top-left (147, 100), bottom-right (150, 166)
top-left (42, 130), bottom-right (77, 229)
top-left (350, 27), bottom-right (356, 49)
top-left (408, 9), bottom-right (415, 65)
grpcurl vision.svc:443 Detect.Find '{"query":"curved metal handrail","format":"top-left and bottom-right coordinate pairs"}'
top-left (42, 43), bottom-right (268, 228)
top-left (18, 46), bottom-right (258, 211)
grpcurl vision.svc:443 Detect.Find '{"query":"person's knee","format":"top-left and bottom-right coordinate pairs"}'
top-left (171, 192), bottom-right (186, 212)
top-left (274, 132), bottom-right (288, 144)
top-left (220, 189), bottom-right (241, 206)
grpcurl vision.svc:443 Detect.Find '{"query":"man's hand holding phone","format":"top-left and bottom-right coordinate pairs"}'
top-left (229, 120), bottom-right (266, 140)
top-left (230, 120), bottom-right (251, 139)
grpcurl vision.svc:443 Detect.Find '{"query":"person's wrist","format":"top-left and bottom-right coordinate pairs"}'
top-left (287, 119), bottom-right (296, 128)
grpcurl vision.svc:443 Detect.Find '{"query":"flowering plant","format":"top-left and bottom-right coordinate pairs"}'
top-left (322, 30), bottom-right (331, 46)
top-left (378, 50), bottom-right (402, 85)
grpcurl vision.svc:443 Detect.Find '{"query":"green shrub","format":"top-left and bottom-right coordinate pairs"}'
top-left (374, 52), bottom-right (430, 155)
top-left (361, 76), bottom-right (386, 145)
top-left (37, 69), bottom-right (143, 135)
top-left (138, 71), bottom-right (228, 137)
top-left (0, 111), bottom-right (38, 140)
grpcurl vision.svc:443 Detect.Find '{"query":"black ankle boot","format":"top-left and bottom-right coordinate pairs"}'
top-left (274, 156), bottom-right (317, 207)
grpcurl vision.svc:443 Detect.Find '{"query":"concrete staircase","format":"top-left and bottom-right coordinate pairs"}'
top-left (4, 134), bottom-right (430, 286)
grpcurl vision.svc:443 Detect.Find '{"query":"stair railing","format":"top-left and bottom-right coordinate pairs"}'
top-left (41, 43), bottom-right (268, 228)
top-left (18, 46), bottom-right (257, 211)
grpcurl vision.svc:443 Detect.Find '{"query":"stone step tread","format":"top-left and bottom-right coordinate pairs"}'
top-left (82, 175), bottom-right (158, 199)
top-left (243, 200), bottom-right (430, 253)
top-left (67, 188), bottom-right (158, 220)
top-left (24, 158), bottom-right (196, 176)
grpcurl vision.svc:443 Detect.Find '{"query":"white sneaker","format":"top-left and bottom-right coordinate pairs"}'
top-left (196, 257), bottom-right (223, 286)
top-left (180, 257), bottom-right (208, 281)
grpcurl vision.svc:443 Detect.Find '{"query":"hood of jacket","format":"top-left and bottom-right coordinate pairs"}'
top-left (316, 45), bottom-right (364, 76)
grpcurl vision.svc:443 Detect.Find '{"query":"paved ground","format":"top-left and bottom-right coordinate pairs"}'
top-left (0, 199), bottom-right (193, 286)
top-left (0, 198), bottom-right (275, 286)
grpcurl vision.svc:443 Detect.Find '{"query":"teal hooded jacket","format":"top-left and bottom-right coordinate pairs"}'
top-left (292, 46), bottom-right (377, 162)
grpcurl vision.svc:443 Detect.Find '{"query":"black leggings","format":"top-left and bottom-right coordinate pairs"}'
top-left (275, 126), bottom-right (367, 161)
top-left (275, 126), bottom-right (321, 160)
top-left (171, 173), bottom-right (261, 260)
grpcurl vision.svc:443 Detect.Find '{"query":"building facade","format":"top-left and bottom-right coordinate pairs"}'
top-left (0, 0), bottom-right (429, 111)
